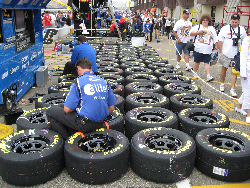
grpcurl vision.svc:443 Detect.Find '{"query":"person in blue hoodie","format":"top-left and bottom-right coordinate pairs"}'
top-left (144, 19), bottom-right (151, 41)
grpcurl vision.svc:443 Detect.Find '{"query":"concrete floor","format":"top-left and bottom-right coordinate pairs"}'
top-left (0, 33), bottom-right (250, 188)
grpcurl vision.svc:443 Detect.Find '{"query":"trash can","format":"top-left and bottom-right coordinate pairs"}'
top-left (35, 66), bottom-right (48, 87)
top-left (131, 37), bottom-right (145, 47)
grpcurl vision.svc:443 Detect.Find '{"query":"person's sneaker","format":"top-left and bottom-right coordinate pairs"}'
top-left (220, 84), bottom-right (225, 92)
top-left (246, 117), bottom-right (250, 124)
top-left (176, 64), bottom-right (181, 69)
top-left (185, 66), bottom-right (192, 71)
top-left (235, 107), bottom-right (247, 115)
top-left (207, 75), bottom-right (214, 82)
top-left (230, 89), bottom-right (237, 97)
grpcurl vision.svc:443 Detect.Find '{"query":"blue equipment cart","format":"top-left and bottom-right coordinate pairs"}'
top-left (0, 0), bottom-right (50, 109)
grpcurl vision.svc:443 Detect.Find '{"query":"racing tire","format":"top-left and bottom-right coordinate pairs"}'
top-left (170, 94), bottom-right (213, 114)
top-left (131, 127), bottom-right (196, 183)
top-left (120, 62), bottom-right (145, 70)
top-left (125, 74), bottom-right (158, 84)
top-left (148, 63), bottom-right (174, 71)
top-left (35, 92), bottom-right (67, 109)
top-left (64, 129), bottom-right (129, 185)
top-left (96, 67), bottom-right (124, 76)
top-left (154, 68), bottom-right (183, 78)
top-left (0, 129), bottom-right (64, 186)
top-left (159, 75), bottom-right (191, 86)
top-left (125, 82), bottom-right (163, 96)
top-left (125, 107), bottom-right (178, 140)
top-left (16, 107), bottom-right (50, 131)
top-left (178, 108), bottom-right (230, 139)
top-left (163, 83), bottom-right (201, 99)
top-left (195, 128), bottom-right (250, 182)
top-left (48, 82), bottom-right (72, 94)
top-left (125, 92), bottom-right (169, 112)
top-left (114, 94), bottom-right (125, 114)
top-left (109, 83), bottom-right (125, 97)
top-left (99, 74), bottom-right (125, 85)
top-left (58, 74), bottom-right (77, 83)
top-left (124, 67), bottom-right (153, 77)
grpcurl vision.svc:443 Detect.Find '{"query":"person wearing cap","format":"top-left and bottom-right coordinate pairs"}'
top-left (173, 10), bottom-right (192, 71)
top-left (144, 19), bottom-right (151, 41)
top-left (63, 35), bottom-right (97, 75)
top-left (47, 57), bottom-right (116, 140)
top-left (154, 18), bottom-right (163, 42)
top-left (110, 21), bottom-right (117, 33)
top-left (217, 13), bottom-right (247, 97)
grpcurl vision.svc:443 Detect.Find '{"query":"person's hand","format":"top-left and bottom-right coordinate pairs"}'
top-left (177, 39), bottom-right (181, 43)
top-left (243, 77), bottom-right (247, 80)
top-left (198, 30), bottom-right (204, 35)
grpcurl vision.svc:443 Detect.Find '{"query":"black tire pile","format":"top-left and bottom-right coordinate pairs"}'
top-left (1, 40), bottom-right (250, 186)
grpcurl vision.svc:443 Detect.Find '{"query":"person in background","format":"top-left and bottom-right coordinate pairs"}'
top-left (42, 11), bottom-right (51, 33)
top-left (144, 19), bottom-right (151, 41)
top-left (63, 35), bottom-right (97, 75)
top-left (149, 14), bottom-right (154, 42)
top-left (154, 18), bottom-right (163, 43)
top-left (165, 17), bottom-right (171, 38)
top-left (49, 12), bottom-right (56, 28)
top-left (235, 34), bottom-right (250, 123)
top-left (110, 21), bottom-right (117, 33)
top-left (217, 13), bottom-right (247, 97)
top-left (47, 57), bottom-right (116, 140)
top-left (173, 10), bottom-right (192, 71)
top-left (162, 15), bottom-right (166, 36)
top-left (190, 14), bottom-right (218, 82)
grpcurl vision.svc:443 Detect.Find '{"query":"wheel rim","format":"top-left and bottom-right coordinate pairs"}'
top-left (188, 111), bottom-right (218, 123)
top-left (145, 134), bottom-right (182, 151)
top-left (78, 134), bottom-right (117, 153)
top-left (137, 111), bottom-right (168, 122)
top-left (180, 96), bottom-right (205, 105)
top-left (44, 97), bottom-right (65, 105)
top-left (172, 84), bottom-right (192, 91)
top-left (11, 135), bottom-right (50, 154)
top-left (28, 111), bottom-right (48, 124)
top-left (208, 133), bottom-right (245, 151)
top-left (134, 95), bottom-right (160, 104)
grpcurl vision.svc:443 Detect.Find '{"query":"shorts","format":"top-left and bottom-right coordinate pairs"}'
top-left (145, 32), bottom-right (150, 37)
top-left (218, 53), bottom-right (233, 68)
top-left (176, 42), bottom-right (189, 55)
top-left (156, 30), bottom-right (161, 36)
top-left (193, 51), bottom-right (211, 64)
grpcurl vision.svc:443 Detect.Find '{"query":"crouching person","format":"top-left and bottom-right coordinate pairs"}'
top-left (46, 57), bottom-right (116, 140)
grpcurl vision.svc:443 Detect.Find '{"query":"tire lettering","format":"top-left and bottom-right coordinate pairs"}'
top-left (0, 141), bottom-right (10, 153)
top-left (103, 144), bottom-right (123, 155)
top-left (14, 130), bottom-right (25, 136)
top-left (50, 135), bottom-right (59, 147)
top-left (68, 132), bottom-right (81, 144)
top-left (142, 127), bottom-right (163, 133)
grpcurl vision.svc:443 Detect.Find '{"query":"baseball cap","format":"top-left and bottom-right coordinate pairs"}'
top-left (183, 10), bottom-right (190, 14)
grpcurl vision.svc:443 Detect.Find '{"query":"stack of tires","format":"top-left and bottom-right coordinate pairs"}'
top-left (1, 40), bottom-right (250, 187)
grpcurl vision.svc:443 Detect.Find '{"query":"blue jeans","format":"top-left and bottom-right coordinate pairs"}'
top-left (176, 42), bottom-right (189, 55)
top-left (44, 26), bottom-right (51, 33)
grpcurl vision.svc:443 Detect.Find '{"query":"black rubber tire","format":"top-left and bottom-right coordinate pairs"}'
top-left (125, 107), bottom-right (178, 140)
top-left (178, 108), bottom-right (230, 139)
top-left (16, 107), bottom-right (50, 131)
top-left (124, 67), bottom-right (153, 77)
top-left (109, 83), bottom-right (125, 97)
top-left (35, 92), bottom-right (67, 109)
top-left (96, 68), bottom-right (124, 76)
top-left (131, 127), bottom-right (196, 183)
top-left (195, 128), bottom-right (250, 182)
top-left (125, 92), bottom-right (169, 112)
top-left (120, 57), bottom-right (143, 63)
top-left (170, 93), bottom-right (213, 114)
top-left (125, 74), bottom-right (158, 84)
top-left (163, 83), bottom-right (201, 99)
top-left (148, 63), bottom-right (174, 71)
top-left (96, 62), bottom-right (120, 68)
top-left (0, 129), bottom-right (64, 186)
top-left (101, 108), bottom-right (125, 133)
top-left (154, 68), bottom-right (183, 78)
top-left (114, 94), bottom-right (125, 114)
top-left (58, 74), bottom-right (77, 83)
top-left (125, 82), bottom-right (163, 96)
top-left (120, 62), bottom-right (145, 70)
top-left (48, 82), bottom-right (72, 94)
top-left (64, 129), bottom-right (129, 185)
top-left (99, 74), bottom-right (125, 85)
top-left (159, 75), bottom-right (191, 86)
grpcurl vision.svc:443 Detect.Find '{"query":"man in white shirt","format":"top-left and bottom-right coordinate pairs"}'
top-left (218, 13), bottom-right (247, 97)
top-left (173, 10), bottom-right (192, 71)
